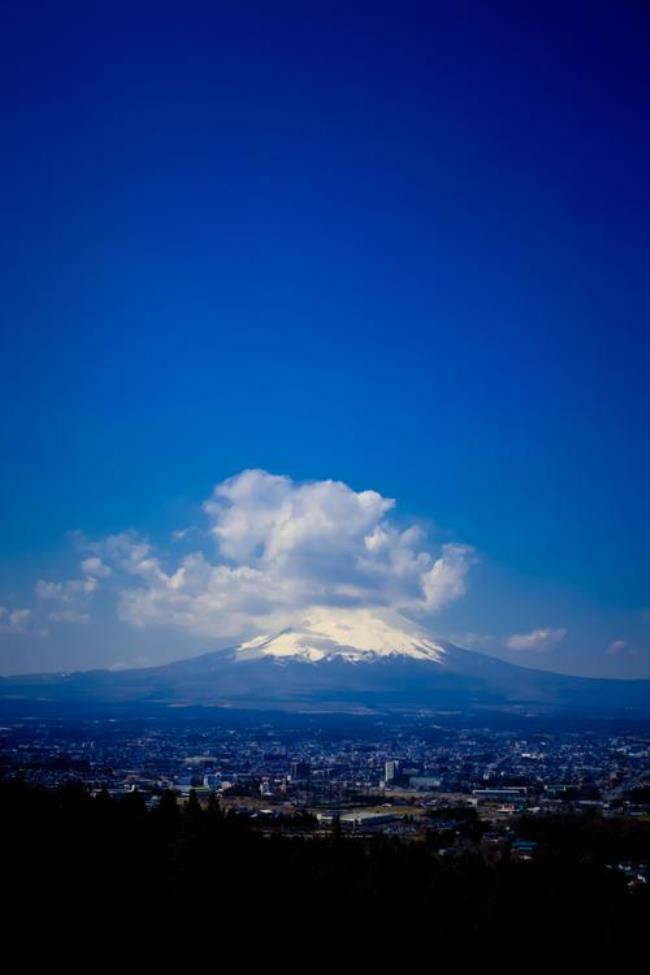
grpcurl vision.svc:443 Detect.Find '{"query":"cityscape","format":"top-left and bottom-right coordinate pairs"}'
top-left (2, 709), bottom-right (649, 883)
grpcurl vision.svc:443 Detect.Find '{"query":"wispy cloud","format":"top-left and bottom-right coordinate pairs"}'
top-left (607, 639), bottom-right (628, 656)
top-left (0, 607), bottom-right (33, 634)
top-left (448, 631), bottom-right (493, 649)
top-left (80, 557), bottom-right (111, 578)
top-left (606, 639), bottom-right (638, 658)
top-left (34, 557), bottom-right (111, 624)
top-left (505, 627), bottom-right (567, 652)
top-left (36, 577), bottom-right (97, 601)
top-left (48, 610), bottom-right (91, 625)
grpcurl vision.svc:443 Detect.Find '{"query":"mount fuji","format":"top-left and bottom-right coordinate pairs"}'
top-left (2, 608), bottom-right (650, 715)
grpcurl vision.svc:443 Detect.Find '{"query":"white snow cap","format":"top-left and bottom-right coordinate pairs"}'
top-left (237, 607), bottom-right (448, 664)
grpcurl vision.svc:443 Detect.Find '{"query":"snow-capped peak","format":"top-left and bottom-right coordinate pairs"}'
top-left (236, 607), bottom-right (447, 664)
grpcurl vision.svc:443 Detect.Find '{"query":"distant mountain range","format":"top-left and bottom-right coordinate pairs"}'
top-left (2, 608), bottom-right (649, 716)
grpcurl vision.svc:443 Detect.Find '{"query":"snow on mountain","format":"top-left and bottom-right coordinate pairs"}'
top-left (3, 607), bottom-right (650, 716)
top-left (235, 607), bottom-right (448, 663)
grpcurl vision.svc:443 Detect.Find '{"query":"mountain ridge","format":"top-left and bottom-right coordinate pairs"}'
top-left (2, 609), bottom-right (650, 715)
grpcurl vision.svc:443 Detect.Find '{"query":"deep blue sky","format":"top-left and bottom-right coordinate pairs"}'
top-left (1, 2), bottom-right (648, 675)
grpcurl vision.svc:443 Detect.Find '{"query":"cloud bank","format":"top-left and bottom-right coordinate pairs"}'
top-left (42, 469), bottom-right (477, 643)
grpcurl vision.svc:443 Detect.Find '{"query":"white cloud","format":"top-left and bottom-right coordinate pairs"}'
top-left (505, 627), bottom-right (567, 652)
top-left (448, 631), bottom-right (493, 649)
top-left (204, 470), bottom-right (395, 566)
top-left (13, 471), bottom-right (477, 646)
top-left (80, 557), bottom-right (111, 578)
top-left (48, 610), bottom-right (91, 624)
top-left (83, 532), bottom-right (152, 572)
top-left (421, 544), bottom-right (477, 611)
top-left (85, 469), bottom-right (478, 641)
top-left (35, 578), bottom-right (96, 601)
top-left (607, 639), bottom-right (627, 656)
top-left (34, 556), bottom-right (107, 627)
top-left (8, 608), bottom-right (31, 628)
top-left (606, 639), bottom-right (637, 658)
top-left (109, 655), bottom-right (154, 671)
top-left (0, 607), bottom-right (35, 635)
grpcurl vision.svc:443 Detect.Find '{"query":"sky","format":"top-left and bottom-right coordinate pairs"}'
top-left (0, 1), bottom-right (649, 677)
